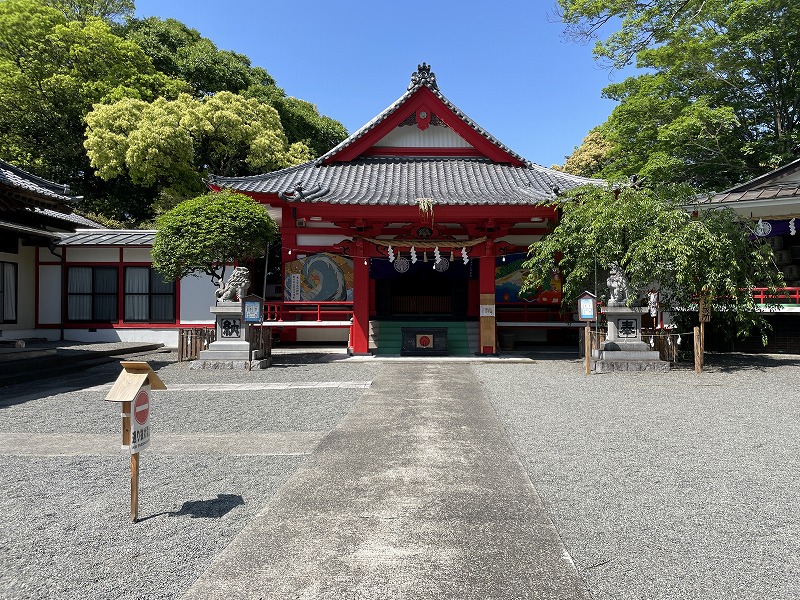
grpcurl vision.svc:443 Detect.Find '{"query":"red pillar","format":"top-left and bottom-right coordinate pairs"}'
top-left (351, 253), bottom-right (370, 355)
top-left (478, 243), bottom-right (497, 355)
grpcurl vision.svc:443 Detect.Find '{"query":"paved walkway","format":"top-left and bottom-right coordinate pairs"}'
top-left (182, 363), bottom-right (590, 600)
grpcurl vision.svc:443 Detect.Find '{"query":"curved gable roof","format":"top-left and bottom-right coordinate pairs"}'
top-left (210, 64), bottom-right (603, 206)
top-left (318, 63), bottom-right (527, 166)
top-left (0, 159), bottom-right (80, 212)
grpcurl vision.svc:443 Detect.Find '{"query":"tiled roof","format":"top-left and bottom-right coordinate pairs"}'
top-left (56, 229), bottom-right (156, 246)
top-left (210, 157), bottom-right (601, 206)
top-left (0, 159), bottom-right (79, 207)
top-left (33, 207), bottom-right (103, 228)
top-left (701, 184), bottom-right (800, 205)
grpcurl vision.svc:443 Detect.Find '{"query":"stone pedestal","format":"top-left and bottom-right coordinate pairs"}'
top-left (191, 302), bottom-right (269, 370)
top-left (595, 306), bottom-right (669, 373)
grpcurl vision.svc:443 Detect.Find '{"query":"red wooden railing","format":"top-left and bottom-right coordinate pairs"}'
top-left (263, 301), bottom-right (354, 322)
top-left (752, 287), bottom-right (800, 304)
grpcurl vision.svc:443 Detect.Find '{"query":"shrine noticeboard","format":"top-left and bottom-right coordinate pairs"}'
top-left (699, 297), bottom-right (711, 323)
top-left (577, 292), bottom-right (597, 322)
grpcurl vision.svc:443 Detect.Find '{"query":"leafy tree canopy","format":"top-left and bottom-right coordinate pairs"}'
top-left (522, 184), bottom-right (785, 341)
top-left (0, 0), bottom-right (183, 185)
top-left (0, 2), bottom-right (347, 225)
top-left (85, 91), bottom-right (312, 208)
top-left (43, 0), bottom-right (134, 24)
top-left (151, 189), bottom-right (277, 286)
top-left (557, 0), bottom-right (800, 190)
top-left (124, 17), bottom-right (347, 157)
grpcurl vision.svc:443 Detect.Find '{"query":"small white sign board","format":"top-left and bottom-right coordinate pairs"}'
top-left (130, 385), bottom-right (151, 453)
top-left (480, 305), bottom-right (495, 317)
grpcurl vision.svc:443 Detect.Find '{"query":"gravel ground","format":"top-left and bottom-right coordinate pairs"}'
top-left (476, 353), bottom-right (800, 600)
top-left (0, 350), bottom-right (382, 600)
top-left (3, 348), bottom-right (799, 599)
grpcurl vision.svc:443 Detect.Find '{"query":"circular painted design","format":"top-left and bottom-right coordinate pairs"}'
top-left (754, 220), bottom-right (772, 237)
top-left (394, 256), bottom-right (410, 273)
top-left (133, 389), bottom-right (149, 426)
top-left (418, 335), bottom-right (431, 347)
top-left (433, 257), bottom-right (450, 272)
top-left (416, 226), bottom-right (433, 238)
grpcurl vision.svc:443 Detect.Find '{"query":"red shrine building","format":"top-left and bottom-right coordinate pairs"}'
top-left (210, 63), bottom-right (601, 355)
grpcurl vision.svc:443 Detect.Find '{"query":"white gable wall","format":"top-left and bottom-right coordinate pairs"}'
top-left (375, 125), bottom-right (472, 148)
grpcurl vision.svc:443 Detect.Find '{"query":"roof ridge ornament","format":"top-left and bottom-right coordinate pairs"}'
top-left (408, 62), bottom-right (438, 91)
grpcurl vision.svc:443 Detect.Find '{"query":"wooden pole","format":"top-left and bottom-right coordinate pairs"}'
top-left (700, 321), bottom-right (706, 367)
top-left (121, 400), bottom-right (139, 522)
top-left (585, 325), bottom-right (591, 375)
top-left (694, 326), bottom-right (702, 373)
top-left (131, 452), bottom-right (139, 522)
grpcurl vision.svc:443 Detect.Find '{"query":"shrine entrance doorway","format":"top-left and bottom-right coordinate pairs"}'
top-left (372, 258), bottom-right (474, 319)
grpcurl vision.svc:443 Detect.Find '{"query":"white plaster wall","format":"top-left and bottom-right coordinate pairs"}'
top-left (375, 125), bottom-right (472, 148)
top-left (38, 265), bottom-right (62, 324)
top-left (123, 247), bottom-right (152, 262)
top-left (65, 247), bottom-right (118, 262)
top-left (179, 275), bottom-right (216, 324)
top-left (62, 327), bottom-right (179, 346)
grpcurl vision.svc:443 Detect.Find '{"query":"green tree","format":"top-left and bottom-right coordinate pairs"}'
top-left (0, 0), bottom-right (183, 200)
top-left (124, 17), bottom-right (348, 156)
top-left (151, 190), bottom-right (277, 286)
top-left (559, 129), bottom-right (614, 177)
top-left (44, 0), bottom-right (134, 24)
top-left (85, 91), bottom-right (312, 206)
top-left (558, 0), bottom-right (800, 189)
top-left (522, 184), bottom-right (785, 341)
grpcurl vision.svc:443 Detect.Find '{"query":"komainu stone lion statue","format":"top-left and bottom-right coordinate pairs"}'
top-left (606, 263), bottom-right (631, 307)
top-left (215, 267), bottom-right (250, 302)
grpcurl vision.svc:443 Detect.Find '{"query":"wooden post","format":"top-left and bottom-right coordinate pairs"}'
top-left (106, 362), bottom-right (166, 523)
top-left (585, 325), bottom-right (591, 375)
top-left (700, 321), bottom-right (706, 360)
top-left (694, 326), bottom-right (702, 373)
top-left (130, 452), bottom-right (140, 522)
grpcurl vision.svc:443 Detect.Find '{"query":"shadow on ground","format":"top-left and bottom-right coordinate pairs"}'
top-left (137, 494), bottom-right (245, 523)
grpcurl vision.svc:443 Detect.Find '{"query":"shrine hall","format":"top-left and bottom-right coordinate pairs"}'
top-left (209, 63), bottom-right (602, 355)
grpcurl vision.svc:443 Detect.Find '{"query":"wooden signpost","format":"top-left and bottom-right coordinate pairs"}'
top-left (696, 297), bottom-right (711, 373)
top-left (577, 292), bottom-right (598, 375)
top-left (105, 361), bottom-right (166, 522)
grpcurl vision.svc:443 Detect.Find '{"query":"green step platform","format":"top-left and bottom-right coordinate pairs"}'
top-left (371, 321), bottom-right (473, 356)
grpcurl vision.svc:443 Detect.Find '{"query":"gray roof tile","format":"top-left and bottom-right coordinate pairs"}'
top-left (211, 157), bottom-right (600, 206)
top-left (56, 230), bottom-right (156, 246)
top-left (0, 159), bottom-right (79, 205)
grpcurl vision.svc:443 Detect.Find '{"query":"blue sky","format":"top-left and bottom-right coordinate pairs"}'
top-left (134, 0), bottom-right (635, 167)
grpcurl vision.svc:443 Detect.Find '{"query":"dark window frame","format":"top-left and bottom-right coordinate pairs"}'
top-left (123, 266), bottom-right (176, 324)
top-left (66, 266), bottom-right (119, 323)
top-left (0, 261), bottom-right (18, 324)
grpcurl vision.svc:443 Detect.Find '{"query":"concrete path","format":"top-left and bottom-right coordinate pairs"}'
top-left (182, 363), bottom-right (590, 600)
